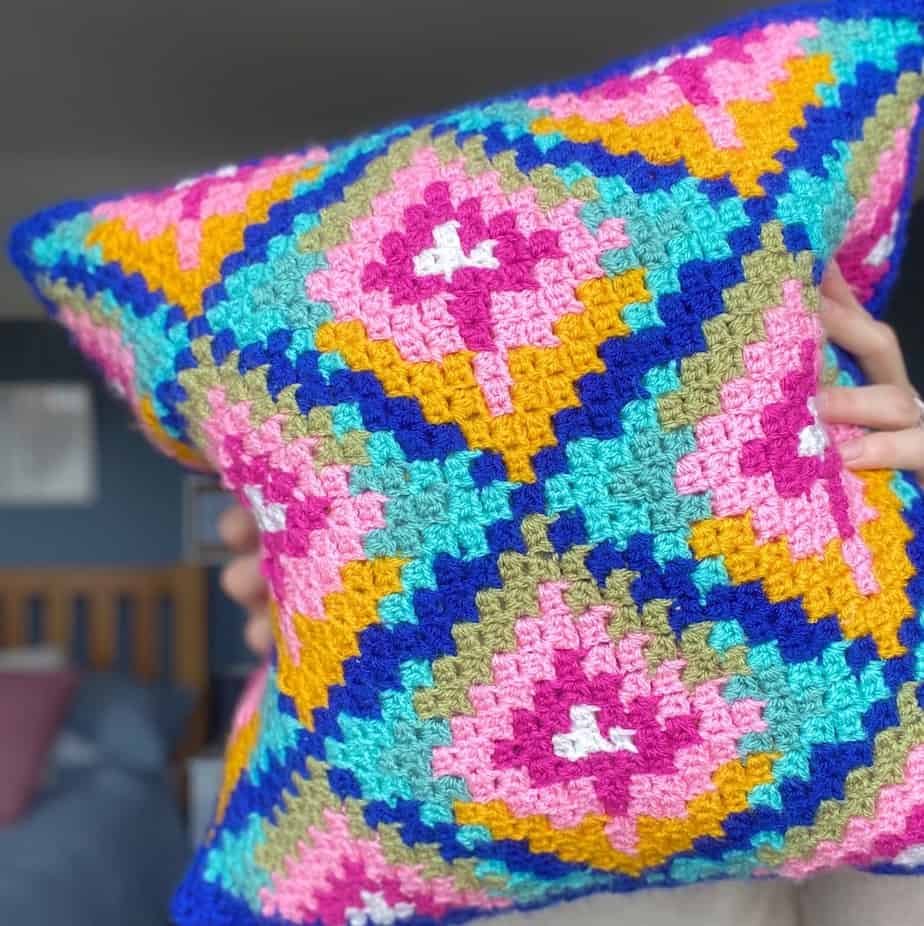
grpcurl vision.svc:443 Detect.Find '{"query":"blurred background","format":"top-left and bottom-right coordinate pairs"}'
top-left (1, 1), bottom-right (924, 924)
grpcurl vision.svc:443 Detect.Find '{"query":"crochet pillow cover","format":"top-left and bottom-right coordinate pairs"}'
top-left (10, 0), bottom-right (924, 922)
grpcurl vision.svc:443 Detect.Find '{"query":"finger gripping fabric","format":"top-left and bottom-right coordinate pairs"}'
top-left (10, 2), bottom-right (924, 923)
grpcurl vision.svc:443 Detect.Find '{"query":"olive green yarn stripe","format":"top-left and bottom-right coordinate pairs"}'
top-left (437, 129), bottom-right (600, 210)
top-left (757, 683), bottom-right (924, 866)
top-left (677, 622), bottom-right (750, 687)
top-left (39, 277), bottom-right (123, 333)
top-left (33, 279), bottom-right (365, 469)
top-left (415, 515), bottom-right (748, 720)
top-left (254, 758), bottom-right (505, 893)
top-left (819, 357), bottom-right (839, 387)
top-left (415, 515), bottom-right (574, 719)
top-left (438, 129), bottom-right (599, 207)
top-left (597, 568), bottom-right (749, 687)
top-left (178, 341), bottom-right (371, 468)
top-left (658, 222), bottom-right (815, 430)
top-left (299, 129), bottom-right (431, 253)
top-left (660, 74), bottom-right (924, 432)
top-left (450, 134), bottom-right (598, 210)
top-left (37, 277), bottom-right (176, 401)
top-left (844, 70), bottom-right (924, 204)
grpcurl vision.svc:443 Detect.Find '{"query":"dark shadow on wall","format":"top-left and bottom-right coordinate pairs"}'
top-left (887, 204), bottom-right (924, 393)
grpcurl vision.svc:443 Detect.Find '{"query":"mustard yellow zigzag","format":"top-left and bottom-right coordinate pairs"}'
top-left (87, 164), bottom-right (322, 318)
top-left (690, 470), bottom-right (915, 658)
top-left (207, 557), bottom-right (406, 823)
top-left (455, 754), bottom-right (775, 876)
top-left (531, 54), bottom-right (834, 197)
top-left (316, 270), bottom-right (646, 483)
top-left (215, 711), bottom-right (261, 825)
top-left (274, 557), bottom-right (406, 730)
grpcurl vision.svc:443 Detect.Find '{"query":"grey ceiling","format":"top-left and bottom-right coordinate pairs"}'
top-left (0, 0), bottom-right (886, 319)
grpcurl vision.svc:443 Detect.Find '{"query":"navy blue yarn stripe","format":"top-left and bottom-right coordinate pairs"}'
top-left (213, 484), bottom-right (924, 874)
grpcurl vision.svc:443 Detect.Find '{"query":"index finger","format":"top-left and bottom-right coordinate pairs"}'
top-left (219, 504), bottom-right (261, 554)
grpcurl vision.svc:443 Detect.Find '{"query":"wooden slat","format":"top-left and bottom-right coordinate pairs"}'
top-left (171, 565), bottom-right (209, 757)
top-left (133, 585), bottom-right (158, 681)
top-left (0, 591), bottom-right (11, 646)
top-left (87, 588), bottom-right (117, 671)
top-left (0, 565), bottom-right (209, 760)
top-left (43, 588), bottom-right (73, 654)
top-left (7, 588), bottom-right (29, 646)
top-left (172, 565), bottom-right (207, 692)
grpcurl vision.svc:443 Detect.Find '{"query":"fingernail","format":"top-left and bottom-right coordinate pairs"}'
top-left (814, 389), bottom-right (830, 413)
top-left (839, 439), bottom-right (863, 463)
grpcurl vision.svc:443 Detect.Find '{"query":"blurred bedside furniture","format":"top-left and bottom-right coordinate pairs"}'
top-left (0, 563), bottom-right (210, 759)
top-left (210, 662), bottom-right (259, 740)
top-left (186, 745), bottom-right (225, 848)
top-left (0, 563), bottom-right (209, 926)
top-left (187, 664), bottom-right (258, 846)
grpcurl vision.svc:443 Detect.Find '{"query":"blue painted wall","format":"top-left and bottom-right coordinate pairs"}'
top-left (0, 320), bottom-right (184, 564)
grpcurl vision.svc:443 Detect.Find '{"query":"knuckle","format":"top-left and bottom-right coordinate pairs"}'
top-left (817, 387), bottom-right (844, 417)
top-left (833, 388), bottom-right (857, 414)
top-left (872, 430), bottom-right (899, 464)
top-left (822, 387), bottom-right (855, 420)
top-left (870, 321), bottom-right (900, 358)
top-left (219, 563), bottom-right (238, 597)
top-left (893, 388), bottom-right (920, 424)
top-left (217, 510), bottom-right (238, 545)
top-left (220, 557), bottom-right (254, 600)
top-left (218, 504), bottom-right (252, 546)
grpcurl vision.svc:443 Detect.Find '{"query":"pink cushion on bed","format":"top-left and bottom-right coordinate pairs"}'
top-left (0, 670), bottom-right (79, 824)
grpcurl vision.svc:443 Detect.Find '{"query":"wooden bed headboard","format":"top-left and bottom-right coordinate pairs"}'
top-left (0, 564), bottom-right (209, 758)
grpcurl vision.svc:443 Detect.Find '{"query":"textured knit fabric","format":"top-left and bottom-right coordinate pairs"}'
top-left (10, 1), bottom-right (924, 924)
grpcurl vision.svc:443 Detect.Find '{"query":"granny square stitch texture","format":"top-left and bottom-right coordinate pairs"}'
top-left (11, 1), bottom-right (924, 922)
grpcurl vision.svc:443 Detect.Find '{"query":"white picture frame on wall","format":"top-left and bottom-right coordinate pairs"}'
top-left (0, 382), bottom-right (97, 505)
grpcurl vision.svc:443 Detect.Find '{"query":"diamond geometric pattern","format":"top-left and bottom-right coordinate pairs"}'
top-left (9, 3), bottom-right (924, 925)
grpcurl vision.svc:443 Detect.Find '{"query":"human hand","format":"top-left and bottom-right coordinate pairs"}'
top-left (817, 262), bottom-right (924, 482)
top-left (218, 505), bottom-right (274, 657)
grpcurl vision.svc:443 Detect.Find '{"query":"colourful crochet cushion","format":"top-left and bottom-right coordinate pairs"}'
top-left (10, 0), bottom-right (924, 922)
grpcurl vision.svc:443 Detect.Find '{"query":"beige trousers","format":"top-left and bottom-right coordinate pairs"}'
top-left (492, 870), bottom-right (924, 926)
